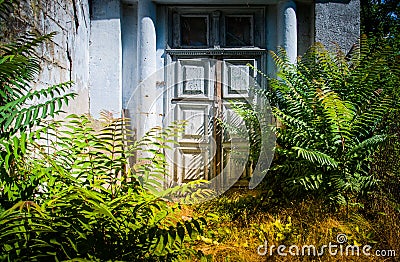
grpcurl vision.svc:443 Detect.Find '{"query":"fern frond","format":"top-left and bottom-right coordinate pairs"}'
top-left (292, 146), bottom-right (338, 168)
top-left (346, 134), bottom-right (387, 160)
top-left (316, 89), bottom-right (355, 148)
top-left (351, 95), bottom-right (393, 139)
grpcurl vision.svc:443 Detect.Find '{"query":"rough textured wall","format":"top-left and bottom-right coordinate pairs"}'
top-left (297, 2), bottom-right (314, 57)
top-left (0, 0), bottom-right (90, 115)
top-left (315, 0), bottom-right (360, 53)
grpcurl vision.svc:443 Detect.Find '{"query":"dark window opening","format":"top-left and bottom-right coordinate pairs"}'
top-left (181, 16), bottom-right (208, 46)
top-left (225, 16), bottom-right (253, 46)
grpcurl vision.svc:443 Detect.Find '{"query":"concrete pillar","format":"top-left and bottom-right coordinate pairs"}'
top-left (89, 0), bottom-right (122, 118)
top-left (138, 0), bottom-right (156, 82)
top-left (277, 0), bottom-right (297, 64)
top-left (133, 0), bottom-right (160, 138)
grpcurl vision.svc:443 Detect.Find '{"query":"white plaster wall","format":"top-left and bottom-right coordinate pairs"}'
top-left (2, 0), bottom-right (361, 122)
top-left (266, 5), bottom-right (278, 77)
top-left (122, 3), bottom-right (138, 109)
top-left (89, 0), bottom-right (123, 118)
top-left (68, 0), bottom-right (90, 115)
top-left (2, 0), bottom-right (91, 115)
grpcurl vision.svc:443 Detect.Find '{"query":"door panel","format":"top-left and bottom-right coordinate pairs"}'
top-left (176, 147), bottom-right (210, 183)
top-left (170, 59), bottom-right (216, 184)
top-left (176, 59), bottom-right (213, 98)
top-left (167, 57), bottom-right (259, 186)
top-left (176, 103), bottom-right (212, 142)
top-left (173, 103), bottom-right (215, 183)
top-left (221, 95), bottom-right (250, 185)
top-left (222, 59), bottom-right (255, 98)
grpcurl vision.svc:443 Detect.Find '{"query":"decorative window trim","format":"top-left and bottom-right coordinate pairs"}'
top-left (169, 6), bottom-right (265, 49)
top-left (166, 48), bottom-right (267, 56)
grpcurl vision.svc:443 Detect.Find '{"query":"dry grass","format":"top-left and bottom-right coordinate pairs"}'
top-left (184, 189), bottom-right (399, 262)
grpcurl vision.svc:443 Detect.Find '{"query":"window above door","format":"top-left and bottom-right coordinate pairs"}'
top-left (180, 15), bottom-right (209, 47)
top-left (170, 7), bottom-right (265, 49)
top-left (224, 16), bottom-right (254, 47)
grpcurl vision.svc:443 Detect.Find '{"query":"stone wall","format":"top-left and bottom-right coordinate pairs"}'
top-left (315, 0), bottom-right (360, 53)
top-left (0, 0), bottom-right (90, 115)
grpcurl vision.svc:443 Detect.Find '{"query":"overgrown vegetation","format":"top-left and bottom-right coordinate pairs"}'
top-left (0, 32), bottom-right (75, 208)
top-left (0, 114), bottom-right (207, 261)
top-left (1, 0), bottom-right (400, 261)
top-left (361, 0), bottom-right (399, 52)
top-left (200, 36), bottom-right (400, 261)
top-left (192, 189), bottom-right (394, 262)
top-left (234, 38), bottom-right (400, 209)
top-left (0, 2), bottom-right (207, 260)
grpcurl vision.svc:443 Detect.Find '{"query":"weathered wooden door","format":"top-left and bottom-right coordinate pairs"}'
top-left (165, 56), bottom-right (262, 185)
top-left (165, 7), bottom-right (266, 186)
top-left (167, 57), bottom-right (216, 184)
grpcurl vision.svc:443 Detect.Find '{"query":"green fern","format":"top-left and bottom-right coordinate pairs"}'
top-left (0, 114), bottom-right (208, 261)
top-left (237, 38), bottom-right (399, 206)
top-left (0, 1), bottom-right (76, 206)
top-left (0, 31), bottom-right (75, 207)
